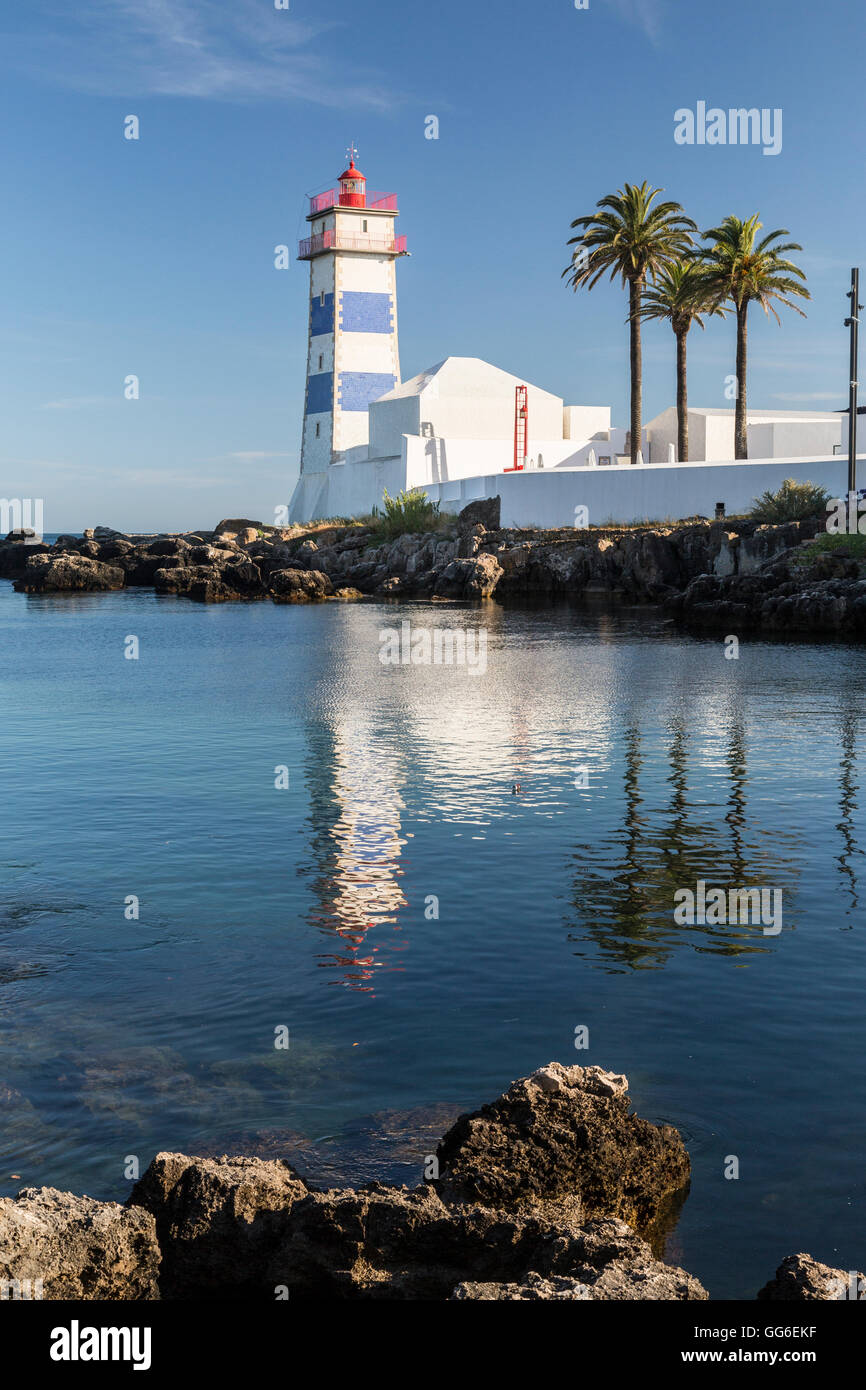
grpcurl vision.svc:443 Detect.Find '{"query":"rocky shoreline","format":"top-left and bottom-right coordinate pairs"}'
top-left (0, 1064), bottom-right (857, 1300)
top-left (2, 500), bottom-right (865, 637)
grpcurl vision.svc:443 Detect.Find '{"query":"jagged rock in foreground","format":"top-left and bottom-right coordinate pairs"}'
top-left (451, 1219), bottom-right (707, 1300)
top-left (1, 1066), bottom-right (849, 1300)
top-left (758, 1253), bottom-right (866, 1301)
top-left (435, 1063), bottom-right (690, 1233)
top-left (129, 1151), bottom-right (705, 1301)
top-left (0, 1186), bottom-right (160, 1299)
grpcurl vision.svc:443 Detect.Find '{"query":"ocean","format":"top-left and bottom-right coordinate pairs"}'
top-left (1, 580), bottom-right (864, 1297)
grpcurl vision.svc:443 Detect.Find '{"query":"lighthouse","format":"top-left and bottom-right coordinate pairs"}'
top-left (296, 150), bottom-right (407, 492)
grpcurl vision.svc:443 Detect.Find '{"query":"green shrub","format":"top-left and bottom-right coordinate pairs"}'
top-left (371, 487), bottom-right (441, 539)
top-left (749, 478), bottom-right (831, 523)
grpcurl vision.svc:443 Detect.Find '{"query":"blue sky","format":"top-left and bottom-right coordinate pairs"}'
top-left (0, 0), bottom-right (862, 531)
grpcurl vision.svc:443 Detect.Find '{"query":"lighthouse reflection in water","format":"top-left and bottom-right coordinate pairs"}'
top-left (308, 714), bottom-right (409, 991)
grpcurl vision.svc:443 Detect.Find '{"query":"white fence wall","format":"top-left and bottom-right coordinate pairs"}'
top-left (419, 455), bottom-right (858, 528)
top-left (292, 448), bottom-right (861, 526)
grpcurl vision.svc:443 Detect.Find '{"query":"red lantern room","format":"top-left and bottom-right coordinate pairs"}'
top-left (338, 148), bottom-right (367, 208)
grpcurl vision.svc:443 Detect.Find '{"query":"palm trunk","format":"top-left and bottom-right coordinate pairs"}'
top-left (735, 302), bottom-right (748, 459)
top-left (629, 277), bottom-right (643, 465)
top-left (675, 326), bottom-right (688, 462)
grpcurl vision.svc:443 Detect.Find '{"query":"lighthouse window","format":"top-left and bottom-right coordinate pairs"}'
top-left (318, 354), bottom-right (323, 370)
top-left (362, 219), bottom-right (368, 232)
top-left (315, 422), bottom-right (321, 437)
top-left (320, 290), bottom-right (325, 307)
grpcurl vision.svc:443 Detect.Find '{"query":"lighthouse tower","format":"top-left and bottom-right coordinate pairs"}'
top-left (296, 150), bottom-right (407, 494)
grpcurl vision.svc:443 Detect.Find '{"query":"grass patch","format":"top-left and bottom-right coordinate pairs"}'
top-left (367, 488), bottom-right (444, 541)
top-left (791, 532), bottom-right (866, 567)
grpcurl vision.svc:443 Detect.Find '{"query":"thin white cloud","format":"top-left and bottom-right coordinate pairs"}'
top-left (607, 0), bottom-right (664, 45)
top-left (4, 0), bottom-right (393, 108)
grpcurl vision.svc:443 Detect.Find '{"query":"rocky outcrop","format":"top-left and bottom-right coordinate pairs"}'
top-left (434, 553), bottom-right (503, 599)
top-left (457, 496), bottom-right (500, 532)
top-left (0, 1187), bottom-right (160, 1299)
top-left (269, 568), bottom-right (333, 602)
top-left (451, 1219), bottom-right (707, 1300)
top-left (435, 1063), bottom-right (690, 1233)
top-left (670, 556), bottom-right (866, 637)
top-left (1, 512), bottom-right (856, 637)
top-left (14, 553), bottom-right (125, 593)
top-left (758, 1253), bottom-right (866, 1301)
top-left (128, 1148), bottom-right (705, 1301)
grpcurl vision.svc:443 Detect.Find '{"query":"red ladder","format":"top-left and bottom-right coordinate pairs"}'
top-left (508, 385), bottom-right (528, 471)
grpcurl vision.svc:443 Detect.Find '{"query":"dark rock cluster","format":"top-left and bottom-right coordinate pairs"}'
top-left (4, 507), bottom-right (857, 635)
top-left (0, 1063), bottom-right (853, 1300)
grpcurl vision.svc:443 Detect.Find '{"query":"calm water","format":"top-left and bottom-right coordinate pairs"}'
top-left (1, 580), bottom-right (865, 1298)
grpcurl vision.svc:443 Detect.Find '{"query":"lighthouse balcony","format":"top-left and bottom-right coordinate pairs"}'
top-left (298, 231), bottom-right (408, 260)
top-left (308, 189), bottom-right (398, 216)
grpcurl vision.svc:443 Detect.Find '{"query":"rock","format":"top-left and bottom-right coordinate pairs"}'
top-left (237, 528), bottom-right (259, 545)
top-left (269, 568), bottom-right (333, 602)
top-left (457, 523), bottom-right (487, 558)
top-left (435, 1062), bottom-right (690, 1232)
top-left (129, 1153), bottom-right (308, 1298)
top-left (152, 570), bottom-right (242, 603)
top-left (331, 587), bottom-right (364, 601)
top-left (129, 1153), bottom-right (706, 1300)
top-left (14, 554), bottom-right (125, 593)
top-left (457, 496), bottom-right (500, 531)
top-left (434, 553), bottom-right (503, 599)
top-left (4, 529), bottom-right (39, 543)
top-left (451, 1219), bottom-right (707, 1300)
top-left (146, 537), bottom-right (190, 557)
top-left (213, 518), bottom-right (264, 536)
top-left (154, 555), bottom-right (263, 601)
top-left (0, 542), bottom-right (51, 579)
top-left (0, 1187), bottom-right (160, 1299)
top-left (758, 1253), bottom-right (866, 1301)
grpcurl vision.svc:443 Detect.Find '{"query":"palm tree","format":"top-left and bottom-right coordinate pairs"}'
top-left (635, 258), bottom-right (727, 462)
top-left (697, 216), bottom-right (810, 458)
top-left (564, 182), bottom-right (696, 465)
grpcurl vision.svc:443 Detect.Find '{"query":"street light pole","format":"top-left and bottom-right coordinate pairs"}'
top-left (844, 268), bottom-right (861, 496)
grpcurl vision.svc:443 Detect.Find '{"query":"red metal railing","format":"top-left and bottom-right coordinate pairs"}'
top-left (298, 231), bottom-right (407, 259)
top-left (308, 189), bottom-right (398, 216)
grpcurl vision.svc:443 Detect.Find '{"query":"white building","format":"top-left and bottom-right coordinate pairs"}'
top-left (644, 405), bottom-right (842, 463)
top-left (288, 159), bottom-right (855, 527)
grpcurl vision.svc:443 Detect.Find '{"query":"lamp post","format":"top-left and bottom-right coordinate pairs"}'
top-left (844, 268), bottom-right (861, 496)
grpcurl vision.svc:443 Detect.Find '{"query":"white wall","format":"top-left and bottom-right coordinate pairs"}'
top-left (369, 394), bottom-right (421, 457)
top-left (404, 433), bottom-right (576, 483)
top-left (563, 405), bottom-right (611, 439)
top-left (417, 454), bottom-right (855, 529)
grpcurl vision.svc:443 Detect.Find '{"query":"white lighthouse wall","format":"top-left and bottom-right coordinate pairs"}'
top-left (300, 254), bottom-right (337, 475)
top-left (332, 248), bottom-right (400, 458)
